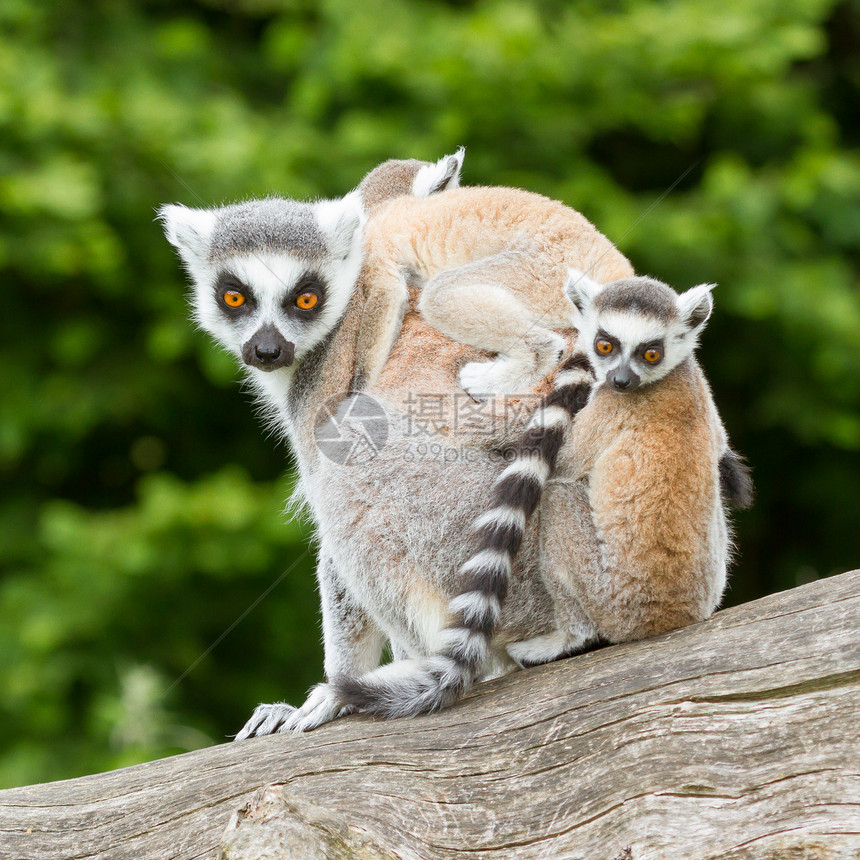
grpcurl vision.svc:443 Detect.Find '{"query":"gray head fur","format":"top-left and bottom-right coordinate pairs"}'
top-left (159, 191), bottom-right (366, 394)
top-left (208, 197), bottom-right (329, 262)
top-left (158, 150), bottom-right (462, 416)
top-left (358, 159), bottom-right (429, 214)
top-left (594, 277), bottom-right (679, 324)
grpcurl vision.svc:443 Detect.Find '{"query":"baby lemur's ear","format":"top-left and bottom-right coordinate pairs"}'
top-left (678, 283), bottom-right (715, 332)
top-left (565, 268), bottom-right (603, 321)
top-left (412, 147), bottom-right (465, 197)
top-left (315, 191), bottom-right (366, 261)
top-left (158, 204), bottom-right (217, 269)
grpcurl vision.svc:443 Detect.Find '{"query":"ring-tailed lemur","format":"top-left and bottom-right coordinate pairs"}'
top-left (161, 149), bottom-right (464, 378)
top-left (334, 270), bottom-right (752, 716)
top-left (534, 270), bottom-right (752, 651)
top-left (165, 155), bottom-right (733, 737)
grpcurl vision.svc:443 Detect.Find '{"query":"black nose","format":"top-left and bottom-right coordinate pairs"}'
top-left (242, 324), bottom-right (295, 371)
top-left (608, 367), bottom-right (640, 391)
top-left (255, 343), bottom-right (281, 363)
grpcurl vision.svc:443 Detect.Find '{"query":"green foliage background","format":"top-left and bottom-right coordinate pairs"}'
top-left (1, 0), bottom-right (858, 788)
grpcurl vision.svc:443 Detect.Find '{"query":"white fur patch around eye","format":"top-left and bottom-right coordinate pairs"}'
top-left (596, 310), bottom-right (669, 348)
top-left (218, 250), bottom-right (357, 338)
top-left (226, 253), bottom-right (309, 314)
top-left (192, 251), bottom-right (349, 361)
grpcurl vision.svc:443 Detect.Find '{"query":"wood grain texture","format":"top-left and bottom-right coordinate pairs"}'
top-left (2, 571), bottom-right (859, 860)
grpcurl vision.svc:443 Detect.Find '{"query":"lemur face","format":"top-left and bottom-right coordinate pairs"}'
top-left (566, 270), bottom-right (714, 392)
top-left (159, 194), bottom-right (365, 376)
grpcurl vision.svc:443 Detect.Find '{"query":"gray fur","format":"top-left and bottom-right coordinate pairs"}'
top-left (358, 159), bottom-right (428, 214)
top-left (594, 277), bottom-right (679, 323)
top-left (208, 197), bottom-right (329, 262)
top-left (357, 149), bottom-right (464, 214)
top-left (335, 349), bottom-right (594, 717)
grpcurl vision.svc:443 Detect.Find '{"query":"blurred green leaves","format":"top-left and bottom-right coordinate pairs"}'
top-left (1, 0), bottom-right (858, 787)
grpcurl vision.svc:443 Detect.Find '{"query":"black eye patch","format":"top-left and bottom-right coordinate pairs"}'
top-left (593, 330), bottom-right (620, 357)
top-left (214, 271), bottom-right (256, 316)
top-left (285, 272), bottom-right (326, 318)
top-left (636, 339), bottom-right (665, 364)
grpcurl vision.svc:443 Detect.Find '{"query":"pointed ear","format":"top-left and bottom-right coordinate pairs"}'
top-left (678, 283), bottom-right (715, 332)
top-left (412, 147), bottom-right (465, 197)
top-left (158, 204), bottom-right (216, 267)
top-left (565, 268), bottom-right (603, 321)
top-left (315, 191), bottom-right (366, 260)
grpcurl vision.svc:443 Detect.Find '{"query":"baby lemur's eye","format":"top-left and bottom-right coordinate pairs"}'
top-left (643, 348), bottom-right (661, 363)
top-left (596, 340), bottom-right (613, 355)
top-left (223, 290), bottom-right (245, 308)
top-left (295, 292), bottom-right (319, 311)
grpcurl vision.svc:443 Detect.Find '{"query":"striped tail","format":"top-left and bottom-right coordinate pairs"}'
top-left (333, 352), bottom-right (595, 718)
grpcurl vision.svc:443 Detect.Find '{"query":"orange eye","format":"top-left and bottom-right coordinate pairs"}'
top-left (223, 290), bottom-right (245, 308)
top-left (296, 292), bottom-right (319, 311)
top-left (596, 340), bottom-right (613, 355)
top-left (644, 348), bottom-right (661, 363)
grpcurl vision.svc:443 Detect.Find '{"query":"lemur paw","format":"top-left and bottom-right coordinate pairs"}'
top-left (283, 683), bottom-right (353, 732)
top-left (525, 330), bottom-right (569, 369)
top-left (460, 357), bottom-right (540, 399)
top-left (460, 333), bottom-right (568, 399)
top-left (507, 629), bottom-right (582, 666)
top-left (234, 702), bottom-right (297, 740)
top-left (233, 684), bottom-right (352, 740)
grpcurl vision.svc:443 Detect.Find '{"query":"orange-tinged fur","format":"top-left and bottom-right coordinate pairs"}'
top-left (356, 186), bottom-right (634, 395)
top-left (377, 301), bottom-right (568, 451)
top-left (544, 359), bottom-right (727, 643)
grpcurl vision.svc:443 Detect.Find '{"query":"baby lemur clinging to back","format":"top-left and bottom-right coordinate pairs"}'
top-left (353, 173), bottom-right (633, 396)
top-left (542, 271), bottom-right (752, 642)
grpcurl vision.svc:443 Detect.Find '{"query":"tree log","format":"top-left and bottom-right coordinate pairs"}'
top-left (2, 571), bottom-right (859, 860)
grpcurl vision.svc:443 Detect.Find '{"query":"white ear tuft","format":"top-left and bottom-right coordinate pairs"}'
top-left (412, 147), bottom-right (465, 197)
top-left (677, 283), bottom-right (715, 331)
top-left (158, 204), bottom-right (216, 264)
top-left (565, 267), bottom-right (603, 319)
top-left (316, 191), bottom-right (365, 260)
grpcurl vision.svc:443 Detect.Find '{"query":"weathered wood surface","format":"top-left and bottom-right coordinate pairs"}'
top-left (2, 571), bottom-right (859, 860)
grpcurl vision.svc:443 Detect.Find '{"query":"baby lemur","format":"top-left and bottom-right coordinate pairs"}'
top-left (354, 178), bottom-right (633, 396)
top-left (336, 269), bottom-right (752, 716)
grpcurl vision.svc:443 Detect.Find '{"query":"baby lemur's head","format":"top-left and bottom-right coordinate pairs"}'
top-left (566, 270), bottom-right (714, 392)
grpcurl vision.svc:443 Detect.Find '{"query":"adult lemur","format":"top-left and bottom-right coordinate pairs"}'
top-left (160, 153), bottom-right (744, 735)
